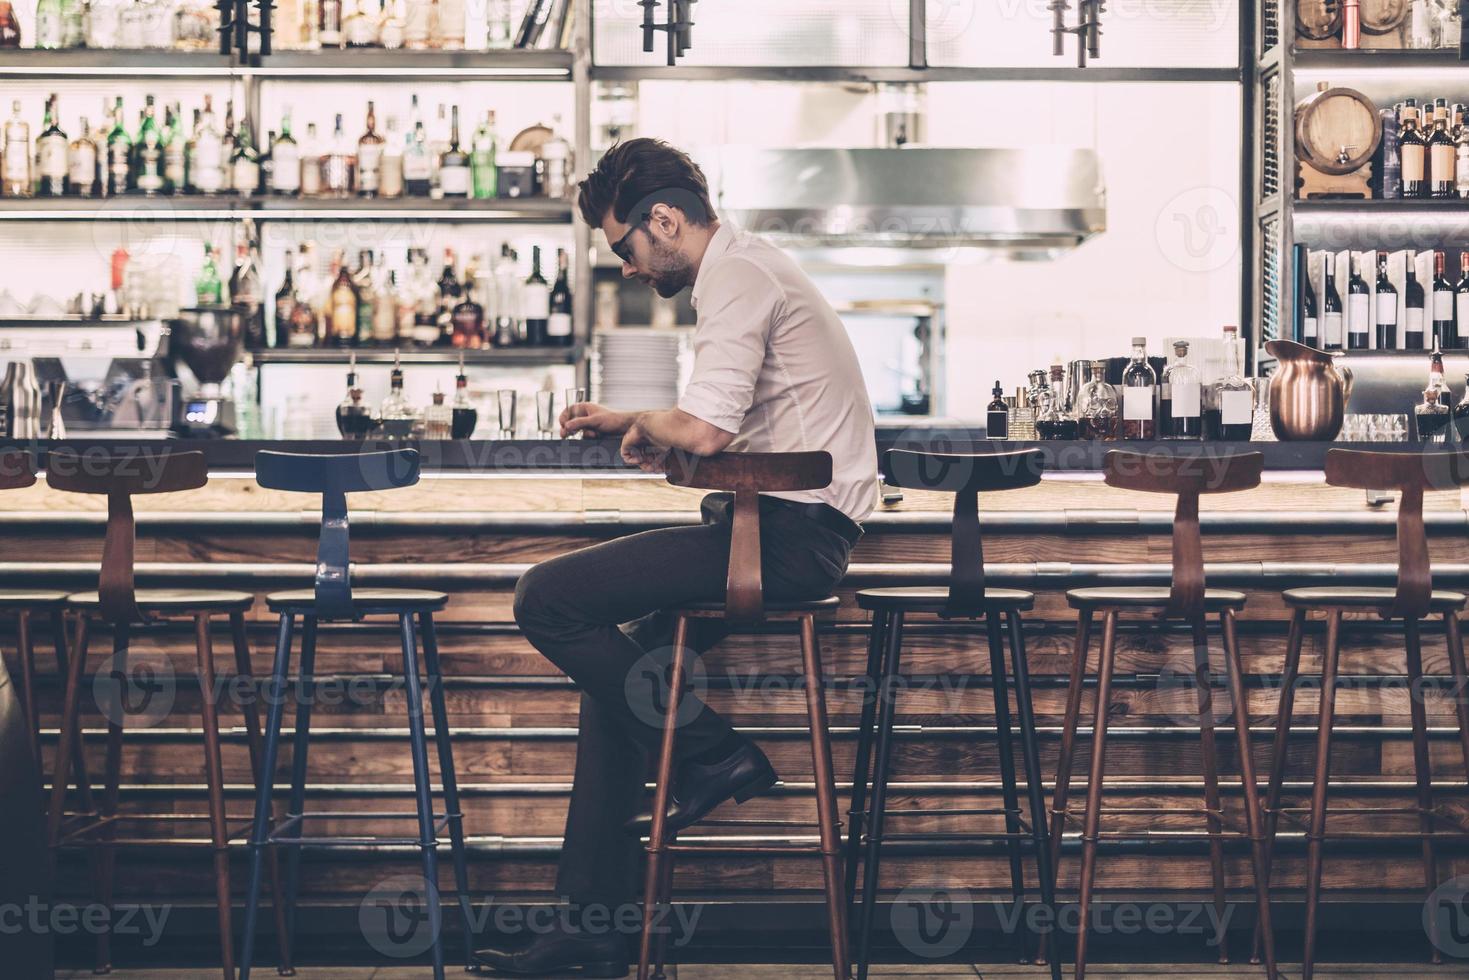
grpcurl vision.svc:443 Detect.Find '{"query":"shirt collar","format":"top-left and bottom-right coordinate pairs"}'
top-left (690, 221), bottom-right (737, 311)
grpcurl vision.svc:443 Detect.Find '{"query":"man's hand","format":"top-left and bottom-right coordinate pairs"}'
top-left (620, 416), bottom-right (669, 473)
top-left (560, 401), bottom-right (633, 438)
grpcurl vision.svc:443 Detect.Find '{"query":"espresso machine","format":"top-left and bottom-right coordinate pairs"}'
top-left (168, 306), bottom-right (245, 437)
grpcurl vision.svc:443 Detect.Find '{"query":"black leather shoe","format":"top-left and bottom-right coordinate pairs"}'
top-left (624, 739), bottom-right (778, 835)
top-left (472, 929), bottom-right (629, 977)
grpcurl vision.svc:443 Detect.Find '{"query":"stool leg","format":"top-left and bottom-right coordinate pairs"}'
top-left (418, 611), bottom-right (475, 972)
top-left (281, 615), bottom-right (317, 962)
top-left (46, 614), bottom-right (89, 846)
top-left (651, 844), bottom-right (676, 980)
top-left (52, 610), bottom-right (97, 816)
top-left (230, 613), bottom-right (293, 977)
top-left (985, 610), bottom-right (1029, 965)
top-left (1443, 612), bottom-right (1469, 813)
top-left (240, 613), bottom-right (295, 980)
top-left (399, 612), bottom-right (446, 980)
top-left (16, 608), bottom-right (39, 772)
top-left (1252, 606), bottom-right (1306, 965)
top-left (638, 614), bottom-right (690, 980)
top-left (1221, 609), bottom-right (1278, 980)
top-left (1050, 606), bottom-right (1095, 888)
top-left (844, 610), bottom-right (889, 922)
top-left (1007, 610), bottom-right (1062, 980)
top-left (1074, 608), bottom-right (1118, 980)
top-left (1404, 616), bottom-right (1442, 965)
top-left (1190, 615), bottom-right (1229, 962)
top-left (855, 610), bottom-right (905, 980)
top-left (94, 620), bottom-right (129, 975)
top-left (194, 614), bottom-right (237, 980)
top-left (801, 613), bottom-right (851, 980)
top-left (1302, 608), bottom-right (1343, 980)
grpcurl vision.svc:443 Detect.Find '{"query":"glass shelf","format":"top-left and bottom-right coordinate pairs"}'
top-left (0, 196), bottom-right (574, 222)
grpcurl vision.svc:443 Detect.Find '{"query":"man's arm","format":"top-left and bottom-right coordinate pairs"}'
top-left (620, 408), bottom-right (733, 470)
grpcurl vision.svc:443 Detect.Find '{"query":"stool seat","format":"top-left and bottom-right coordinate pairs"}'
top-left (0, 589), bottom-right (69, 607)
top-left (265, 587), bottom-right (449, 613)
top-left (669, 595), bottom-right (840, 614)
top-left (1282, 586), bottom-right (1468, 610)
top-left (1066, 586), bottom-right (1248, 610)
top-left (66, 588), bottom-right (255, 612)
top-left (856, 586), bottom-right (1035, 612)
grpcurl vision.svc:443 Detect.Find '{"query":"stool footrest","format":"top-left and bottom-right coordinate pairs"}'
top-left (866, 806), bottom-right (1023, 819)
top-left (56, 810), bottom-right (258, 847)
top-left (1269, 803), bottom-right (1469, 839)
top-left (264, 809), bottom-right (453, 848)
top-left (692, 817), bottom-right (839, 830)
top-left (662, 840), bottom-right (828, 854)
top-left (867, 831), bottom-right (1041, 844)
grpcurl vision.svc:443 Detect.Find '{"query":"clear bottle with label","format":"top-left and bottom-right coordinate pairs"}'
top-left (190, 95), bottom-right (223, 194)
top-left (67, 114), bottom-right (96, 196)
top-left (37, 95), bottom-right (68, 197)
top-left (485, 0), bottom-right (513, 47)
top-left (373, 262), bottom-right (398, 343)
top-left (1120, 337), bottom-right (1157, 440)
top-left (985, 380), bottom-right (1009, 440)
top-left (1076, 360), bottom-right (1117, 441)
top-left (329, 253), bottom-right (358, 346)
top-left (1162, 341), bottom-right (1201, 440)
top-left (1416, 386), bottom-right (1452, 442)
top-left (3, 99), bottom-right (31, 197)
top-left (424, 388), bottom-right (452, 439)
top-left (438, 105), bottom-right (469, 198)
top-left (1035, 364), bottom-right (1078, 440)
top-left (230, 118), bottom-right (260, 196)
top-left (379, 116), bottom-right (404, 198)
top-left (298, 122), bottom-right (321, 197)
top-left (271, 111), bottom-right (300, 195)
top-left (162, 102), bottom-right (185, 194)
top-left (321, 113), bottom-right (355, 198)
top-left (471, 110), bottom-right (497, 199)
top-left (319, 0), bottom-right (343, 46)
top-left (1212, 325), bottom-right (1254, 441)
top-left (403, 116), bottom-right (432, 196)
top-left (357, 102), bottom-right (384, 197)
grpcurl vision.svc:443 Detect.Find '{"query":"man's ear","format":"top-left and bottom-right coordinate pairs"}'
top-left (649, 203), bottom-right (681, 240)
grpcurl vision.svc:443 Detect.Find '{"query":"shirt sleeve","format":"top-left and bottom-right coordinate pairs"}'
top-left (678, 257), bottom-right (783, 435)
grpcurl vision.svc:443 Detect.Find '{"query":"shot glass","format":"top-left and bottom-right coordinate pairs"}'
top-left (496, 389), bottom-right (518, 439)
top-left (536, 390), bottom-right (556, 439)
top-left (564, 386), bottom-right (588, 439)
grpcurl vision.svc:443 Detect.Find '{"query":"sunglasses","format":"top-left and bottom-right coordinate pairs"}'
top-left (610, 212), bottom-right (651, 263)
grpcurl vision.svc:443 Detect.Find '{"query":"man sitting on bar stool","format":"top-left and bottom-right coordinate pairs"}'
top-left (473, 138), bottom-right (876, 977)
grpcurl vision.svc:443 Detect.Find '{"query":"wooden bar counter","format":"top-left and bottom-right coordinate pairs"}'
top-left (11, 437), bottom-right (1469, 953)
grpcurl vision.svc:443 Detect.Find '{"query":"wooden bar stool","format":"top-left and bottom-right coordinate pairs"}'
top-left (1256, 448), bottom-right (1469, 980)
top-left (845, 448), bottom-right (1060, 980)
top-left (238, 449), bottom-right (474, 980)
top-left (42, 449), bottom-right (290, 979)
top-left (637, 450), bottom-right (849, 980)
top-left (1048, 450), bottom-right (1278, 980)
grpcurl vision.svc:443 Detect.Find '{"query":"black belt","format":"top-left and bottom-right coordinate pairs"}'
top-left (764, 496), bottom-right (862, 546)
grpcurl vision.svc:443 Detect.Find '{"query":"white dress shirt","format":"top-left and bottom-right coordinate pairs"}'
top-left (678, 222), bottom-right (877, 523)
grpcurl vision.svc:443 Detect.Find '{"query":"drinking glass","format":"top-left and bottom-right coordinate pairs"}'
top-left (536, 390), bottom-right (556, 438)
top-left (564, 386), bottom-right (588, 439)
top-left (496, 389), bottom-right (518, 439)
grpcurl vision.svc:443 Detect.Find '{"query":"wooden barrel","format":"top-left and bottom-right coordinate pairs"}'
top-left (1295, 82), bottom-right (1381, 175)
top-left (1361, 0), bottom-right (1409, 34)
top-left (1295, 0), bottom-right (1341, 40)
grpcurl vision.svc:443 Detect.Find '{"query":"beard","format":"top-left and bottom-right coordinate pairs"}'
top-left (642, 238), bottom-right (695, 298)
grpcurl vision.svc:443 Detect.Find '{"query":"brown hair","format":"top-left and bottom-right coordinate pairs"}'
top-left (576, 138), bottom-right (716, 229)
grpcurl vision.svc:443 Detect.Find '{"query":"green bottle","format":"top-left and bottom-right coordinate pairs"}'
top-left (105, 97), bottom-right (131, 196)
top-left (470, 109), bottom-right (496, 200)
top-left (133, 94), bottom-right (164, 196)
top-left (196, 243), bottom-right (224, 306)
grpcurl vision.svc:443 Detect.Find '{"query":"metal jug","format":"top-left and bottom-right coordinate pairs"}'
top-left (1265, 339), bottom-right (1353, 441)
top-left (0, 361), bottom-right (42, 439)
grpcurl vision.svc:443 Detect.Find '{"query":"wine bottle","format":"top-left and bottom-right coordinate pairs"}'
top-left (1405, 252), bottom-right (1427, 349)
top-left (438, 105), bottom-right (469, 199)
top-left (1322, 256), bottom-right (1344, 351)
top-left (1301, 263), bottom-right (1319, 348)
top-left (1434, 250), bottom-right (1457, 349)
top-left (1347, 254), bottom-right (1370, 350)
top-left (547, 248), bottom-right (573, 347)
top-left (523, 245), bottom-right (551, 346)
top-left (1401, 100), bottom-right (1429, 198)
top-left (1375, 250), bottom-right (1398, 350)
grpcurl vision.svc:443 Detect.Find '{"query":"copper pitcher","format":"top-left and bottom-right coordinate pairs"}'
top-left (1265, 339), bottom-right (1354, 441)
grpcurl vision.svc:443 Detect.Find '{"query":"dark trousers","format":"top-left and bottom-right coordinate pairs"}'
top-left (513, 492), bottom-right (854, 911)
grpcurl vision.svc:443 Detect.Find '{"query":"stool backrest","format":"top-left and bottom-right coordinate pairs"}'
top-left (45, 450), bottom-right (209, 623)
top-left (1323, 448), bottom-right (1469, 619)
top-left (254, 449), bottom-right (421, 620)
top-left (883, 448), bottom-right (1045, 617)
top-left (665, 450), bottom-right (833, 625)
top-left (1102, 450), bottom-right (1264, 620)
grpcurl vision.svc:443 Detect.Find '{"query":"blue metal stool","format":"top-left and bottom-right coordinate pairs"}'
top-left (238, 449), bottom-right (473, 980)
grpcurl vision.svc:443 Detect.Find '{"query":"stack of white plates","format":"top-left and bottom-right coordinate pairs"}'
top-left (595, 330), bottom-right (685, 411)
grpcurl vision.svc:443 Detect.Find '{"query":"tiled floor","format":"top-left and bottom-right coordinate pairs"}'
top-left (56, 967), bottom-right (1468, 979)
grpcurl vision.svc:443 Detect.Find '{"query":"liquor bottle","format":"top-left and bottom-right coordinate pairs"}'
top-left (413, 251), bottom-right (440, 346)
top-left (395, 254), bottom-right (418, 344)
top-left (471, 110), bottom-right (497, 199)
top-left (1163, 341), bottom-right (1201, 439)
top-left (451, 279), bottom-right (485, 348)
top-left (403, 116), bottom-right (432, 196)
top-left (288, 251), bottom-right (320, 347)
top-left (1322, 256), bottom-right (1343, 351)
top-left (403, 0), bottom-right (431, 49)
top-left (0, 1), bottom-right (21, 46)
top-left (0, 100), bottom-right (28, 197)
top-left (1375, 250), bottom-right (1398, 349)
top-left (1120, 337), bottom-right (1157, 439)
top-left (1458, 108), bottom-right (1469, 199)
top-left (1416, 386), bottom-right (1452, 442)
top-left (492, 243), bottom-right (520, 347)
top-left (428, 103), bottom-right (450, 198)
top-left (357, 102), bottom-right (385, 197)
top-left (485, 0), bottom-right (513, 48)
top-left (438, 105), bottom-right (470, 198)
top-left (1076, 360), bottom-right (1117, 440)
top-left (274, 248), bottom-right (297, 347)
top-left (373, 263), bottom-right (398, 343)
top-left (133, 95), bottom-right (166, 196)
top-left (547, 248), bottom-right (573, 346)
top-left (1035, 365), bottom-right (1078, 440)
top-left (35, 0), bottom-right (62, 47)
top-left (380, 0), bottom-right (406, 48)
top-left (67, 114), bottom-right (97, 197)
top-left (320, 0), bottom-right (343, 46)
top-left (261, 133), bottom-right (276, 197)
top-left (985, 380), bottom-right (1009, 440)
top-left (271, 112), bottom-right (300, 195)
top-left (379, 349), bottom-right (413, 436)
top-left (163, 103), bottom-right (185, 194)
top-left (232, 240), bottom-right (266, 348)
top-left (1380, 106), bottom-right (1402, 199)
top-left (436, 248), bottom-right (462, 345)
top-left (231, 120), bottom-right (261, 196)
top-left (329, 254), bottom-right (359, 346)
top-left (352, 249), bottom-right (376, 344)
top-left (436, 0), bottom-right (464, 49)
top-left (1347, 254), bottom-right (1371, 350)
top-left (1434, 250), bottom-right (1457, 348)
top-left (299, 123), bottom-right (322, 197)
top-left (1401, 100), bottom-right (1428, 198)
top-left (322, 114), bottom-right (354, 197)
top-left (37, 96), bottom-right (67, 198)
top-left (1212, 325), bottom-right (1254, 441)
top-left (1302, 262), bottom-right (1319, 347)
top-left (191, 95), bottom-right (223, 195)
top-left (424, 389), bottom-right (453, 439)
top-left (451, 353), bottom-right (478, 438)
top-left (380, 116), bottom-right (404, 198)
top-left (105, 98), bottom-right (131, 197)
top-left (335, 353), bottom-right (374, 438)
top-left (343, 0), bottom-right (378, 46)
top-left (1430, 109), bottom-right (1457, 198)
top-left (196, 243), bottom-right (224, 305)
top-left (1429, 347), bottom-right (1449, 404)
top-left (1405, 253), bottom-right (1427, 349)
top-left (522, 246), bottom-right (551, 345)
top-left (220, 99), bottom-right (235, 193)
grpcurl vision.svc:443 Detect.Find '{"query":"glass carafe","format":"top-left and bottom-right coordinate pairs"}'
top-left (1076, 360), bottom-right (1118, 440)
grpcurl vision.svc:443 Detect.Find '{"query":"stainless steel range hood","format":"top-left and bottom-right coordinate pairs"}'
top-left (708, 147), bottom-right (1106, 261)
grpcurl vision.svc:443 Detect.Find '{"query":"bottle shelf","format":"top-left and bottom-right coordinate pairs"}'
top-left (0, 47), bottom-right (573, 80)
top-left (251, 345), bottom-right (581, 366)
top-left (1294, 199), bottom-right (1469, 212)
top-left (1291, 48), bottom-right (1468, 70)
top-left (0, 196), bottom-right (574, 222)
